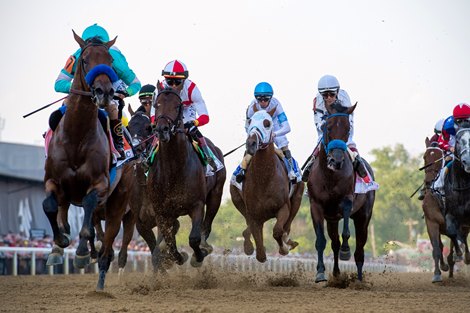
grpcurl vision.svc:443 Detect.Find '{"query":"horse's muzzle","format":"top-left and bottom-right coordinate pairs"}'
top-left (157, 126), bottom-right (170, 143)
top-left (327, 150), bottom-right (345, 171)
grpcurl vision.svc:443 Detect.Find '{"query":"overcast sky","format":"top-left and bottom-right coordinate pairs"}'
top-left (1, 0), bottom-right (469, 198)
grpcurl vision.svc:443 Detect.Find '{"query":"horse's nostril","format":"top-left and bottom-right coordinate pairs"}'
top-left (94, 88), bottom-right (104, 96)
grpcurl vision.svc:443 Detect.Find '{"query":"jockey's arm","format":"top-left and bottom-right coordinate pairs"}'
top-left (190, 87), bottom-right (209, 127)
top-left (109, 47), bottom-right (141, 96)
top-left (54, 50), bottom-right (81, 94)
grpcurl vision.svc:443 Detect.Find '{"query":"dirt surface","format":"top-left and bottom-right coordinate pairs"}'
top-left (1, 266), bottom-right (470, 313)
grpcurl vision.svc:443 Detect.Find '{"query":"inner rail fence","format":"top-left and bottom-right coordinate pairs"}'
top-left (0, 247), bottom-right (419, 276)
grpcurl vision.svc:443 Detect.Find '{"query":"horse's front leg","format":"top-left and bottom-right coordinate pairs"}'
top-left (189, 204), bottom-right (208, 267)
top-left (90, 212), bottom-right (104, 264)
top-left (74, 189), bottom-right (99, 269)
top-left (118, 209), bottom-right (135, 273)
top-left (201, 185), bottom-right (224, 254)
top-left (339, 198), bottom-right (353, 261)
top-left (326, 220), bottom-right (340, 278)
top-left (43, 182), bottom-right (70, 250)
top-left (310, 201), bottom-right (327, 283)
top-left (425, 217), bottom-right (444, 282)
top-left (274, 203), bottom-right (290, 256)
top-left (249, 219), bottom-right (266, 263)
top-left (353, 212), bottom-right (371, 282)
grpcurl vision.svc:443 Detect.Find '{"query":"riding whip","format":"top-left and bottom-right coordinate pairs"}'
top-left (23, 96), bottom-right (68, 118)
top-left (409, 182), bottom-right (424, 198)
top-left (223, 143), bottom-right (245, 157)
top-left (301, 140), bottom-right (321, 170)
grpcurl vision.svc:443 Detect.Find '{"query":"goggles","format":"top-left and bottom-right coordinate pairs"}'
top-left (321, 91), bottom-right (337, 99)
top-left (255, 95), bottom-right (272, 102)
top-left (166, 78), bottom-right (183, 86)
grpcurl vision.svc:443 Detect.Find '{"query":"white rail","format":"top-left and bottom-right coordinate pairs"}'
top-left (0, 247), bottom-right (418, 276)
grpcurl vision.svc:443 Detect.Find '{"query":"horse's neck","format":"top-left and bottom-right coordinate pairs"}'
top-left (250, 144), bottom-right (279, 174)
top-left (451, 160), bottom-right (470, 187)
top-left (63, 98), bottom-right (99, 138)
top-left (318, 148), bottom-right (353, 180)
top-left (158, 134), bottom-right (192, 168)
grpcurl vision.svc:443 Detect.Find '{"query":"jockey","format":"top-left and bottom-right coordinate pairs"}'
top-left (235, 82), bottom-right (297, 183)
top-left (302, 74), bottom-right (371, 183)
top-left (50, 23), bottom-right (141, 160)
top-left (137, 84), bottom-right (155, 117)
top-left (155, 59), bottom-right (221, 171)
top-left (432, 102), bottom-right (470, 195)
top-left (417, 117), bottom-right (446, 200)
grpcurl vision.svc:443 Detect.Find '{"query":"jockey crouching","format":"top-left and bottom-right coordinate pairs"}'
top-left (49, 23), bottom-right (141, 161)
top-left (302, 75), bottom-right (371, 183)
top-left (235, 82), bottom-right (298, 183)
top-left (155, 60), bottom-right (223, 173)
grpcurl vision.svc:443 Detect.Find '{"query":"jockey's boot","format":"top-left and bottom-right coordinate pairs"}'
top-left (283, 149), bottom-right (297, 182)
top-left (353, 156), bottom-right (370, 183)
top-left (198, 137), bottom-right (217, 170)
top-left (235, 167), bottom-right (246, 183)
top-left (110, 119), bottom-right (125, 160)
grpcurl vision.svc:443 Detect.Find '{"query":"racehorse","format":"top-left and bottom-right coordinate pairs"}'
top-left (230, 110), bottom-right (304, 262)
top-left (43, 31), bottom-right (119, 272)
top-left (443, 124), bottom-right (470, 275)
top-left (147, 83), bottom-right (226, 271)
top-left (306, 101), bottom-right (375, 282)
top-left (421, 137), bottom-right (449, 282)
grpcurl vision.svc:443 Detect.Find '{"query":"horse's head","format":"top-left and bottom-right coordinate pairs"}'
top-left (455, 125), bottom-right (470, 173)
top-left (154, 82), bottom-right (183, 142)
top-left (322, 100), bottom-right (356, 171)
top-left (72, 30), bottom-right (118, 108)
top-left (423, 137), bottom-right (444, 184)
top-left (128, 108), bottom-right (152, 155)
top-left (246, 110), bottom-right (274, 155)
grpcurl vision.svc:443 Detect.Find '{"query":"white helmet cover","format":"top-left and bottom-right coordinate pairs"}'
top-left (318, 75), bottom-right (340, 93)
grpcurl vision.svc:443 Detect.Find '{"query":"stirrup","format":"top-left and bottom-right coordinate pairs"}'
top-left (417, 188), bottom-right (425, 201)
top-left (301, 168), bottom-right (310, 182)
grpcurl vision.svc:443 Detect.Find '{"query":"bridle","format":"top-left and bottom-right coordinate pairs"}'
top-left (154, 88), bottom-right (185, 136)
top-left (322, 113), bottom-right (351, 154)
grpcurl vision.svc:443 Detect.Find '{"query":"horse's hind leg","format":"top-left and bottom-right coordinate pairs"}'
top-left (439, 238), bottom-right (449, 271)
top-left (189, 206), bottom-right (209, 267)
top-left (446, 214), bottom-right (463, 261)
top-left (274, 204), bottom-right (290, 256)
top-left (448, 241), bottom-right (456, 278)
top-left (242, 227), bottom-right (254, 255)
top-left (353, 215), bottom-right (371, 282)
top-left (326, 221), bottom-right (341, 277)
top-left (74, 190), bottom-right (98, 269)
top-left (118, 209), bottom-right (136, 278)
top-left (283, 183), bottom-right (304, 251)
top-left (201, 187), bottom-right (224, 254)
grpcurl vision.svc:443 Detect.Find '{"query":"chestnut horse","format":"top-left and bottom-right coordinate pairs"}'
top-left (43, 31), bottom-right (119, 272)
top-left (230, 110), bottom-right (304, 262)
top-left (307, 101), bottom-right (375, 282)
top-left (421, 137), bottom-right (449, 282)
top-left (147, 84), bottom-right (226, 271)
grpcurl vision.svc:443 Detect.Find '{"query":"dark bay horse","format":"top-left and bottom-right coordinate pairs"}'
top-left (43, 31), bottom-right (119, 270)
top-left (421, 137), bottom-right (449, 282)
top-left (230, 110), bottom-right (304, 262)
top-left (444, 125), bottom-right (470, 275)
top-left (147, 83), bottom-right (226, 271)
top-left (307, 102), bottom-right (375, 282)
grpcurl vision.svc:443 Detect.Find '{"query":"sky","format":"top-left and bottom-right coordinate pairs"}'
top-left (1, 0), bottom-right (469, 199)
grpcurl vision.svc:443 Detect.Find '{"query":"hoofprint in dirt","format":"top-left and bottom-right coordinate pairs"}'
top-left (1, 266), bottom-right (470, 313)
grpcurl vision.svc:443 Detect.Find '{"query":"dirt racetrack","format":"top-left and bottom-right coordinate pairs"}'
top-left (1, 264), bottom-right (470, 313)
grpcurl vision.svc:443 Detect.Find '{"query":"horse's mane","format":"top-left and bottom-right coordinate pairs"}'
top-left (85, 36), bottom-right (109, 46)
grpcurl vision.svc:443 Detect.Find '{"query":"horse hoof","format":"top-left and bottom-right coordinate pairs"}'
top-left (256, 254), bottom-right (267, 263)
top-left (46, 253), bottom-right (64, 266)
top-left (288, 240), bottom-right (299, 251)
top-left (74, 254), bottom-right (91, 269)
top-left (339, 249), bottom-right (351, 261)
top-left (432, 274), bottom-right (443, 283)
top-left (200, 243), bottom-right (213, 255)
top-left (440, 263), bottom-right (449, 272)
top-left (315, 273), bottom-right (327, 283)
top-left (177, 251), bottom-right (189, 266)
top-left (279, 245), bottom-right (289, 256)
top-left (90, 257), bottom-right (98, 264)
top-left (190, 254), bottom-right (204, 268)
top-left (243, 241), bottom-right (254, 255)
top-left (96, 270), bottom-right (106, 291)
top-left (95, 240), bottom-right (102, 252)
top-left (453, 254), bottom-right (463, 262)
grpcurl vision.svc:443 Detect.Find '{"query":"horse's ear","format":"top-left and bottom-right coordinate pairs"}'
top-left (72, 29), bottom-right (86, 48)
top-left (346, 102), bottom-right (357, 115)
top-left (425, 137), bottom-right (430, 147)
top-left (156, 80), bottom-right (163, 93)
top-left (253, 104), bottom-right (259, 113)
top-left (106, 36), bottom-right (117, 49)
top-left (128, 104), bottom-right (135, 116)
